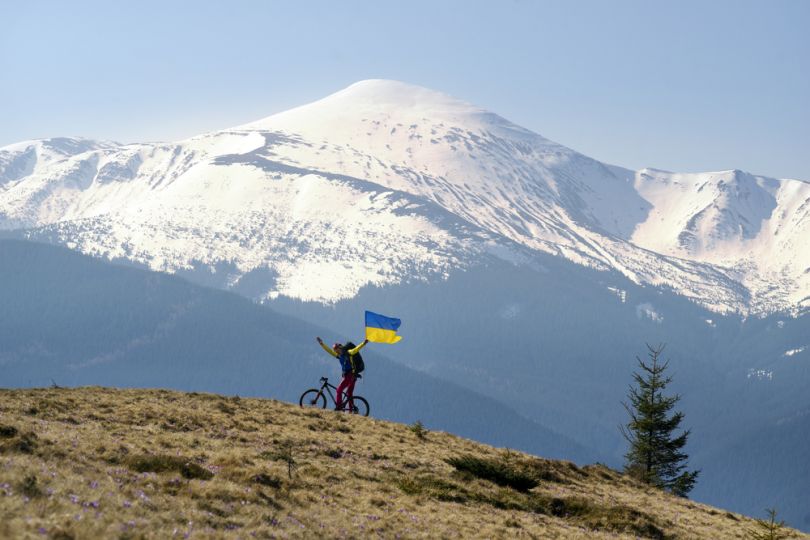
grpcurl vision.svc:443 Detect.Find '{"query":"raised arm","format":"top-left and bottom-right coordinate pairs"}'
top-left (347, 339), bottom-right (369, 356)
top-left (316, 337), bottom-right (338, 358)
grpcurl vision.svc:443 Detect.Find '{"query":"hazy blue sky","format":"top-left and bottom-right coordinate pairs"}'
top-left (2, 0), bottom-right (808, 179)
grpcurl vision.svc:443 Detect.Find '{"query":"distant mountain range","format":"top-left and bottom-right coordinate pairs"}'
top-left (1, 81), bottom-right (808, 529)
top-left (1, 80), bottom-right (808, 315)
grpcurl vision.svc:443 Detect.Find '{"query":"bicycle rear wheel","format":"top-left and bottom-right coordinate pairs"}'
top-left (346, 395), bottom-right (369, 417)
top-left (299, 389), bottom-right (326, 409)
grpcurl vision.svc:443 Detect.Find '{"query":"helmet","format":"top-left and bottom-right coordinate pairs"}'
top-left (333, 342), bottom-right (343, 351)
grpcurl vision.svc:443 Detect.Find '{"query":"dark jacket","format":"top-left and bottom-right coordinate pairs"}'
top-left (319, 340), bottom-right (367, 374)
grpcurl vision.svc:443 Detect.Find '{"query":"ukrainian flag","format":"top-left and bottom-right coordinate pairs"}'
top-left (365, 311), bottom-right (403, 344)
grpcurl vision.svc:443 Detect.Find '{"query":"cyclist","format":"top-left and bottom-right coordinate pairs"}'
top-left (316, 336), bottom-right (368, 410)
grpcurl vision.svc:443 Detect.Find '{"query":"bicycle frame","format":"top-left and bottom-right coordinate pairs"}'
top-left (316, 377), bottom-right (354, 407)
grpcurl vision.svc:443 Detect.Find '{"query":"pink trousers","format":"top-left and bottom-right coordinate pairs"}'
top-left (335, 373), bottom-right (356, 409)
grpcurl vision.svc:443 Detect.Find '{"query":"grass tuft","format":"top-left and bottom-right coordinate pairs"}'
top-left (0, 428), bottom-right (38, 454)
top-left (126, 454), bottom-right (214, 480)
top-left (526, 458), bottom-right (572, 484)
top-left (527, 495), bottom-right (668, 539)
top-left (409, 420), bottom-right (429, 441)
top-left (216, 401), bottom-right (236, 415)
top-left (395, 474), bottom-right (470, 503)
top-left (579, 504), bottom-right (667, 539)
top-left (583, 462), bottom-right (620, 481)
top-left (0, 424), bottom-right (19, 438)
top-left (251, 473), bottom-right (282, 488)
top-left (48, 529), bottom-right (76, 540)
top-left (20, 474), bottom-right (42, 498)
top-left (446, 455), bottom-right (538, 492)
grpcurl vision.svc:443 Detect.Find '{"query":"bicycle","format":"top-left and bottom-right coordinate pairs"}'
top-left (299, 376), bottom-right (370, 416)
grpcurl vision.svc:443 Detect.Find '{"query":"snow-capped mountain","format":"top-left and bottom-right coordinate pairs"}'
top-left (1, 80), bottom-right (808, 314)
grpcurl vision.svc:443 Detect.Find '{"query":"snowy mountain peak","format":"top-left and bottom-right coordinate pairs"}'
top-left (1, 81), bottom-right (808, 315)
top-left (321, 79), bottom-right (482, 111)
top-left (253, 79), bottom-right (484, 120)
top-left (240, 79), bottom-right (538, 143)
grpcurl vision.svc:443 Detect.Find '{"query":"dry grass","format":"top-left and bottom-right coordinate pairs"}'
top-left (0, 387), bottom-right (805, 539)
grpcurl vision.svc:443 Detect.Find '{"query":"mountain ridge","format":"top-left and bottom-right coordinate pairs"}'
top-left (1, 79), bottom-right (808, 314)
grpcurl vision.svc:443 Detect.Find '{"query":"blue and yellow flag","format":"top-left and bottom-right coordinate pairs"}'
top-left (365, 311), bottom-right (403, 344)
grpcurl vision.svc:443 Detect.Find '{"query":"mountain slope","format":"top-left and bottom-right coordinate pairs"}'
top-left (0, 239), bottom-right (591, 463)
top-left (1, 80), bottom-right (808, 314)
top-left (265, 253), bottom-right (810, 530)
top-left (2, 386), bottom-right (806, 539)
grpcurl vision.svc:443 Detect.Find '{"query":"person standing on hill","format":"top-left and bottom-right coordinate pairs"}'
top-left (316, 336), bottom-right (368, 411)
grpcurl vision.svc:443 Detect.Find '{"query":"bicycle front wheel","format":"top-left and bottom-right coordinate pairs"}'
top-left (299, 389), bottom-right (326, 409)
top-left (346, 395), bottom-right (369, 417)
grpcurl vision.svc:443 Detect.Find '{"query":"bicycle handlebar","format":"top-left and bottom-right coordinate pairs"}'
top-left (320, 376), bottom-right (328, 382)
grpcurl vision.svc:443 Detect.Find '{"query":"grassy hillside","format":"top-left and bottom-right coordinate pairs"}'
top-left (0, 239), bottom-right (592, 464)
top-left (1, 388), bottom-right (803, 539)
top-left (270, 254), bottom-right (810, 529)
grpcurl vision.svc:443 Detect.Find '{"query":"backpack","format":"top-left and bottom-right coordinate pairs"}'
top-left (344, 341), bottom-right (365, 374)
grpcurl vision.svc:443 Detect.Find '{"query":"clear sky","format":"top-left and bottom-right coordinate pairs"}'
top-left (1, 0), bottom-right (808, 179)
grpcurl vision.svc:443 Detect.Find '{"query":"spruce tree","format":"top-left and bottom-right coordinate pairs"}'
top-left (620, 344), bottom-right (699, 496)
